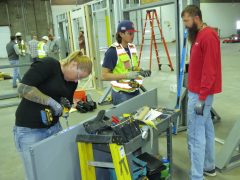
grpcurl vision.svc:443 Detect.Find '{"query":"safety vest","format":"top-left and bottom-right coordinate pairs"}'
top-left (110, 42), bottom-right (142, 93)
top-left (37, 41), bottom-right (47, 59)
top-left (17, 40), bottom-right (26, 56)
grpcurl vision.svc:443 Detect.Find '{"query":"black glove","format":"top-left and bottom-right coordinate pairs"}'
top-left (60, 97), bottom-right (71, 109)
top-left (194, 100), bottom-right (205, 116)
top-left (47, 98), bottom-right (63, 116)
top-left (139, 70), bottom-right (151, 77)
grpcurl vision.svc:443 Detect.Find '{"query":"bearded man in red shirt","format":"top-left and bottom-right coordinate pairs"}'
top-left (181, 5), bottom-right (222, 180)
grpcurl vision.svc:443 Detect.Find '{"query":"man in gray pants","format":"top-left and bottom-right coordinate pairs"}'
top-left (47, 34), bottom-right (60, 60)
top-left (6, 36), bottom-right (22, 88)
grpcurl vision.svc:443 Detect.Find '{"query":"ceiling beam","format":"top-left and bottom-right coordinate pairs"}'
top-left (50, 0), bottom-right (240, 5)
top-left (201, 0), bottom-right (240, 3)
top-left (51, 0), bottom-right (76, 5)
top-left (50, 0), bottom-right (92, 5)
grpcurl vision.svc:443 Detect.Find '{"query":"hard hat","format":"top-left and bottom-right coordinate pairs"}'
top-left (15, 32), bottom-right (22, 36)
top-left (42, 36), bottom-right (49, 41)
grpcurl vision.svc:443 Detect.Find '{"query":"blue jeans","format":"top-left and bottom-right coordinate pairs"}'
top-left (13, 122), bottom-right (62, 180)
top-left (9, 60), bottom-right (21, 87)
top-left (187, 91), bottom-right (215, 180)
top-left (112, 90), bottom-right (140, 105)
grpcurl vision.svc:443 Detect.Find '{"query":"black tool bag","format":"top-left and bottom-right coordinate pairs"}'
top-left (86, 94), bottom-right (97, 110)
top-left (137, 152), bottom-right (166, 180)
top-left (76, 94), bottom-right (97, 113)
top-left (83, 110), bottom-right (111, 134)
top-left (112, 119), bottom-right (141, 143)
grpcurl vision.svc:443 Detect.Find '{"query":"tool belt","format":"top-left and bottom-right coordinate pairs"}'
top-left (112, 119), bottom-right (141, 143)
top-left (83, 110), bottom-right (111, 134)
top-left (83, 110), bottom-right (141, 143)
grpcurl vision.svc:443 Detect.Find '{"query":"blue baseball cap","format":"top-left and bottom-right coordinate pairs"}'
top-left (117, 20), bottom-right (138, 33)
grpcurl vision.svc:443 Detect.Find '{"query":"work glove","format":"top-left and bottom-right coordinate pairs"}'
top-left (139, 70), bottom-right (151, 77)
top-left (60, 97), bottom-right (71, 109)
top-left (126, 71), bottom-right (139, 79)
top-left (194, 100), bottom-right (205, 116)
top-left (47, 97), bottom-right (63, 116)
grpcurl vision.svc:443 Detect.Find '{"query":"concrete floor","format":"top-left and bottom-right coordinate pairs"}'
top-left (0, 42), bottom-right (240, 179)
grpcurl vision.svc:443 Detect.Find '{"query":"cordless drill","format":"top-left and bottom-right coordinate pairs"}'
top-left (41, 97), bottom-right (71, 127)
top-left (60, 97), bottom-right (71, 128)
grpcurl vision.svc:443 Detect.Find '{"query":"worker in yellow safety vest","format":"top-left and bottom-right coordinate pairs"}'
top-left (15, 32), bottom-right (27, 56)
top-left (38, 36), bottom-right (48, 59)
top-left (101, 20), bottom-right (151, 105)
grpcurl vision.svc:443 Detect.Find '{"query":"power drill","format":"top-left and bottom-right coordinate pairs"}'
top-left (60, 97), bottom-right (71, 128)
top-left (41, 108), bottom-right (53, 126)
top-left (41, 97), bottom-right (71, 127)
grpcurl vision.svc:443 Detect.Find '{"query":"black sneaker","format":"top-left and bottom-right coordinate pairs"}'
top-left (204, 169), bottom-right (216, 177)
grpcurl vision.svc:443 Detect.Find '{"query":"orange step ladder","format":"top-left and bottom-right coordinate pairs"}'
top-left (138, 9), bottom-right (174, 71)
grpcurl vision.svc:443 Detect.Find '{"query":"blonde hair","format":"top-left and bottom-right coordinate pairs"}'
top-left (61, 51), bottom-right (92, 74)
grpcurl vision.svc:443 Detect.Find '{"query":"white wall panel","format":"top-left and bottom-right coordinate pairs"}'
top-left (201, 3), bottom-right (240, 37)
top-left (95, 11), bottom-right (108, 49)
top-left (0, 26), bottom-right (11, 58)
top-left (51, 5), bottom-right (77, 37)
top-left (161, 4), bottom-right (176, 42)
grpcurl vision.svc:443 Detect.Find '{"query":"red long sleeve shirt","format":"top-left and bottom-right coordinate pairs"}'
top-left (188, 27), bottom-right (222, 101)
